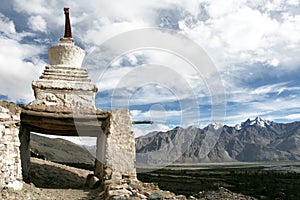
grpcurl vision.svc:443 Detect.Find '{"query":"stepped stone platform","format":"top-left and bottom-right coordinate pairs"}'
top-left (31, 65), bottom-right (98, 109)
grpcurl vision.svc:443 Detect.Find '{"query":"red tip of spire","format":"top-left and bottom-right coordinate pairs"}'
top-left (64, 8), bottom-right (69, 13)
top-left (64, 8), bottom-right (72, 38)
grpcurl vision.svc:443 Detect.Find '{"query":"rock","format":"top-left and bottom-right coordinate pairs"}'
top-left (175, 195), bottom-right (187, 200)
top-left (109, 183), bottom-right (129, 190)
top-left (104, 167), bottom-right (113, 180)
top-left (136, 193), bottom-right (147, 199)
top-left (0, 112), bottom-right (11, 120)
top-left (107, 188), bottom-right (132, 199)
top-left (148, 192), bottom-right (163, 200)
top-left (0, 106), bottom-right (9, 113)
top-left (111, 196), bottom-right (129, 200)
top-left (190, 187), bottom-right (257, 200)
top-left (86, 174), bottom-right (101, 189)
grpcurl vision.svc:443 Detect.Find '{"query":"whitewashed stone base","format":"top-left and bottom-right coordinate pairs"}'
top-left (0, 102), bottom-right (23, 190)
top-left (30, 65), bottom-right (97, 110)
top-left (95, 110), bottom-right (136, 181)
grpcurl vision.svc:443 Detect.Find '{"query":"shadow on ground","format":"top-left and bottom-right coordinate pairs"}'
top-left (30, 161), bottom-right (87, 189)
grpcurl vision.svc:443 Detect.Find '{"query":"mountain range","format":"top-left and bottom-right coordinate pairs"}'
top-left (30, 117), bottom-right (300, 167)
top-left (135, 117), bottom-right (300, 166)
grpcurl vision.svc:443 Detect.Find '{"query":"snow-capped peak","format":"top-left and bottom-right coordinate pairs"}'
top-left (235, 124), bottom-right (242, 130)
top-left (252, 117), bottom-right (266, 127)
top-left (237, 117), bottom-right (271, 129)
top-left (206, 122), bottom-right (223, 130)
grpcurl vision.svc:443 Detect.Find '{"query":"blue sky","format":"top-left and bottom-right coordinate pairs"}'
top-left (1, 0), bottom-right (300, 137)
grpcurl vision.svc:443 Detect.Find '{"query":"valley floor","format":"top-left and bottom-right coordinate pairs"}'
top-left (138, 161), bottom-right (300, 199)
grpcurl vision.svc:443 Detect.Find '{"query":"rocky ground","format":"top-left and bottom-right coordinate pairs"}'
top-left (1, 158), bottom-right (256, 200)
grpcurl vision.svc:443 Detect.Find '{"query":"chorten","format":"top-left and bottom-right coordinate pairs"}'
top-left (19, 8), bottom-right (136, 190)
top-left (30, 8), bottom-right (97, 111)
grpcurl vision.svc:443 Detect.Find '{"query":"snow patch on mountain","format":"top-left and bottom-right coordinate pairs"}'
top-left (237, 117), bottom-right (271, 129)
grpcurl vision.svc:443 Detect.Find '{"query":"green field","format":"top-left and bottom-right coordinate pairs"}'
top-left (137, 162), bottom-right (300, 199)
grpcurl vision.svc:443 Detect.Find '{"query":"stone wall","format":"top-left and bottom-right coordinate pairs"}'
top-left (0, 101), bottom-right (23, 190)
top-left (95, 110), bottom-right (136, 181)
top-left (0, 99), bottom-right (137, 193)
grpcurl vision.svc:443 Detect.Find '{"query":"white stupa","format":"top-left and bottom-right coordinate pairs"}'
top-left (30, 8), bottom-right (98, 110)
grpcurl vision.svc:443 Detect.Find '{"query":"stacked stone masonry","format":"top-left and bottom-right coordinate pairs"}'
top-left (31, 65), bottom-right (97, 109)
top-left (95, 110), bottom-right (136, 181)
top-left (0, 101), bottom-right (23, 190)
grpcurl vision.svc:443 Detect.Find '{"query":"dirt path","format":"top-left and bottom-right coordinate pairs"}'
top-left (2, 158), bottom-right (103, 200)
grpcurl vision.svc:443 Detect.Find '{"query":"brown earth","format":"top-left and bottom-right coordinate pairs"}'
top-left (1, 158), bottom-right (103, 200)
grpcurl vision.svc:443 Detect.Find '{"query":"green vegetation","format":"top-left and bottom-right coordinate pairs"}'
top-left (137, 165), bottom-right (300, 199)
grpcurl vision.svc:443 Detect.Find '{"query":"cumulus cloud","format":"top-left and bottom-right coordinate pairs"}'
top-left (282, 113), bottom-right (300, 120)
top-left (178, 0), bottom-right (300, 70)
top-left (0, 0), bottom-right (300, 133)
top-left (0, 13), bottom-right (45, 102)
top-left (28, 15), bottom-right (47, 32)
top-left (133, 123), bottom-right (175, 138)
top-left (0, 13), bottom-right (16, 35)
top-left (12, 0), bottom-right (52, 15)
top-left (0, 37), bottom-right (45, 101)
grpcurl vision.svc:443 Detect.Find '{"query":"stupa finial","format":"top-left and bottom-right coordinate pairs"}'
top-left (63, 8), bottom-right (72, 38)
top-left (60, 8), bottom-right (74, 43)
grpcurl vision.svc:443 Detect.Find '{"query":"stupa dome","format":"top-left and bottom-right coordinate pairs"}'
top-left (48, 39), bottom-right (85, 68)
top-left (48, 8), bottom-right (85, 68)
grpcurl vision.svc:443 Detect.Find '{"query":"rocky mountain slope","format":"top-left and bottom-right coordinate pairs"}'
top-left (30, 133), bottom-right (95, 166)
top-left (136, 117), bottom-right (300, 165)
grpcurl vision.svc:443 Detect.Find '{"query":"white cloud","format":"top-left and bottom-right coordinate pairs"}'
top-left (250, 98), bottom-right (300, 113)
top-left (131, 108), bottom-right (179, 137)
top-left (0, 0), bottom-right (299, 131)
top-left (28, 15), bottom-right (47, 32)
top-left (131, 109), bottom-right (182, 121)
top-left (0, 13), bottom-right (16, 35)
top-left (8, 0), bottom-right (300, 70)
top-left (214, 7), bottom-right (278, 51)
top-left (92, 49), bottom-right (216, 109)
top-left (0, 37), bottom-right (45, 101)
top-left (223, 95), bottom-right (300, 125)
top-left (286, 0), bottom-right (299, 6)
top-left (82, 21), bottom-right (150, 45)
top-left (13, 0), bottom-right (52, 15)
top-left (178, 0), bottom-right (300, 70)
top-left (281, 113), bottom-right (300, 120)
top-left (133, 123), bottom-right (174, 137)
top-left (251, 82), bottom-right (291, 95)
top-left (279, 14), bottom-right (300, 43)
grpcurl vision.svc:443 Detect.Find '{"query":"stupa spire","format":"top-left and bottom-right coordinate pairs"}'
top-left (49, 7), bottom-right (85, 67)
top-left (63, 8), bottom-right (72, 38)
top-left (60, 8), bottom-right (74, 43)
